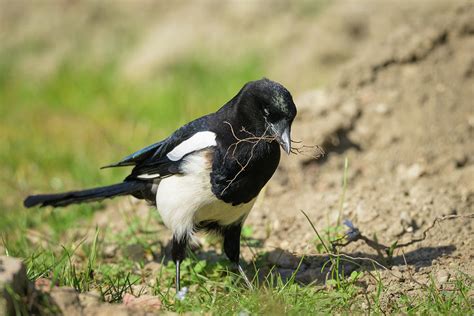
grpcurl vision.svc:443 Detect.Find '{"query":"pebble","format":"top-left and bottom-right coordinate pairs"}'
top-left (407, 163), bottom-right (425, 179)
top-left (143, 261), bottom-right (162, 274)
top-left (122, 293), bottom-right (161, 309)
top-left (388, 223), bottom-right (405, 237)
top-left (0, 256), bottom-right (28, 316)
top-left (453, 153), bottom-right (468, 168)
top-left (436, 270), bottom-right (450, 285)
top-left (400, 211), bottom-right (411, 225)
top-left (374, 103), bottom-right (391, 115)
top-left (398, 163), bottom-right (425, 180)
top-left (103, 244), bottom-right (118, 258)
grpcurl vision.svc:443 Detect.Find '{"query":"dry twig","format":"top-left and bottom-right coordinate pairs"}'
top-left (290, 141), bottom-right (325, 160)
top-left (221, 121), bottom-right (324, 195)
top-left (301, 210), bottom-right (474, 284)
top-left (221, 121), bottom-right (276, 195)
top-left (332, 213), bottom-right (474, 255)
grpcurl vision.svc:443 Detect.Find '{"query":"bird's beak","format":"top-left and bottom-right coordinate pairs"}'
top-left (270, 121), bottom-right (292, 154)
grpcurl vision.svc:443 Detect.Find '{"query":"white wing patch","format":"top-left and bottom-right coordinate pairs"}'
top-left (166, 131), bottom-right (217, 161)
top-left (137, 173), bottom-right (161, 179)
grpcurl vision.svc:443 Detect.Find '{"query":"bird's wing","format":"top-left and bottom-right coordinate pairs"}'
top-left (101, 137), bottom-right (173, 169)
top-left (102, 115), bottom-right (212, 169)
top-left (102, 115), bottom-right (217, 180)
top-left (125, 130), bottom-right (217, 180)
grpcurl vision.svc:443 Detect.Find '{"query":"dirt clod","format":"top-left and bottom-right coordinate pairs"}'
top-left (0, 256), bottom-right (28, 316)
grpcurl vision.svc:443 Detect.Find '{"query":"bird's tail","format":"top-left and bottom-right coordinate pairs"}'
top-left (24, 181), bottom-right (146, 208)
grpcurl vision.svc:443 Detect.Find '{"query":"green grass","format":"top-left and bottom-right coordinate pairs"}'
top-left (1, 55), bottom-right (472, 314)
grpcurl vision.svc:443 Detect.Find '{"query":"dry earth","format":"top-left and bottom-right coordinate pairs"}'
top-left (252, 1), bottom-right (474, 303)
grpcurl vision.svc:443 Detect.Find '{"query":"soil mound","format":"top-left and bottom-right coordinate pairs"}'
top-left (248, 3), bottom-right (473, 297)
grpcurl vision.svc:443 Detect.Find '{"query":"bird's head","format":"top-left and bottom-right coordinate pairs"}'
top-left (235, 78), bottom-right (297, 154)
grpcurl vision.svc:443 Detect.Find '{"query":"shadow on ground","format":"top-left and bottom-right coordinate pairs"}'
top-left (155, 238), bottom-right (456, 286)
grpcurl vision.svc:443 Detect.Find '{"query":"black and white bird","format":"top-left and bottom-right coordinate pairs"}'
top-left (24, 78), bottom-right (297, 292)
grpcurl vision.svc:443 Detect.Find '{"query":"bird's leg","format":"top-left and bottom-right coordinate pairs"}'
top-left (223, 223), bottom-right (254, 290)
top-left (175, 259), bottom-right (181, 293)
top-left (236, 262), bottom-right (253, 290)
top-left (171, 235), bottom-right (188, 294)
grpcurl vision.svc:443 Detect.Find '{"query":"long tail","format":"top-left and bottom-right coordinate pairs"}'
top-left (24, 181), bottom-right (146, 208)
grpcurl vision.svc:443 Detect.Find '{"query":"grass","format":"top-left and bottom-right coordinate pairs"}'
top-left (1, 55), bottom-right (473, 314)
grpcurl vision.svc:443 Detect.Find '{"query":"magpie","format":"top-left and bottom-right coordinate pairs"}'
top-left (24, 78), bottom-right (297, 292)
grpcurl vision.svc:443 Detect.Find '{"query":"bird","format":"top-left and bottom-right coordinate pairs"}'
top-left (24, 78), bottom-right (297, 292)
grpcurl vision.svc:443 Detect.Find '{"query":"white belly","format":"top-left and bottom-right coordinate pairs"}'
top-left (155, 150), bottom-right (255, 240)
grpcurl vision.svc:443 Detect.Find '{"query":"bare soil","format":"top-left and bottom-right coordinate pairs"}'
top-left (248, 2), bottom-right (474, 302)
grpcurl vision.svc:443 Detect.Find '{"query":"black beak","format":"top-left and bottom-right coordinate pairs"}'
top-left (270, 121), bottom-right (291, 154)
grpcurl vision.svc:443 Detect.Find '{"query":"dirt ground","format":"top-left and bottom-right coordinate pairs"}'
top-left (248, 1), bottom-right (474, 302)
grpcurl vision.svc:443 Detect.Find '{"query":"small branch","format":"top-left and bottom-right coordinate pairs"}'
top-left (290, 142), bottom-right (325, 160)
top-left (221, 122), bottom-right (276, 195)
top-left (332, 213), bottom-right (474, 256)
top-left (301, 209), bottom-right (474, 285)
top-left (396, 213), bottom-right (474, 248)
top-left (221, 122), bottom-right (324, 196)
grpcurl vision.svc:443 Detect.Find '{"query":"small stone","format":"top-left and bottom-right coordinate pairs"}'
top-left (453, 153), bottom-right (468, 168)
top-left (143, 262), bottom-right (161, 275)
top-left (388, 224), bottom-right (405, 237)
top-left (103, 244), bottom-right (118, 258)
top-left (400, 211), bottom-right (411, 224)
top-left (50, 287), bottom-right (83, 315)
top-left (374, 103), bottom-right (391, 115)
top-left (406, 164), bottom-right (425, 179)
top-left (0, 256), bottom-right (28, 316)
top-left (436, 270), bottom-right (450, 285)
top-left (398, 163), bottom-right (425, 180)
top-left (35, 278), bottom-right (53, 293)
top-left (468, 115), bottom-right (474, 128)
top-left (122, 293), bottom-right (162, 310)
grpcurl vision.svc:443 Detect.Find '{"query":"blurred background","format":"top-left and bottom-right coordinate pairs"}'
top-left (0, 0), bottom-right (358, 233)
top-left (0, 0), bottom-right (456, 233)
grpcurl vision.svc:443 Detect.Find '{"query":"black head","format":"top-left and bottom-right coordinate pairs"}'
top-left (233, 78), bottom-right (297, 154)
